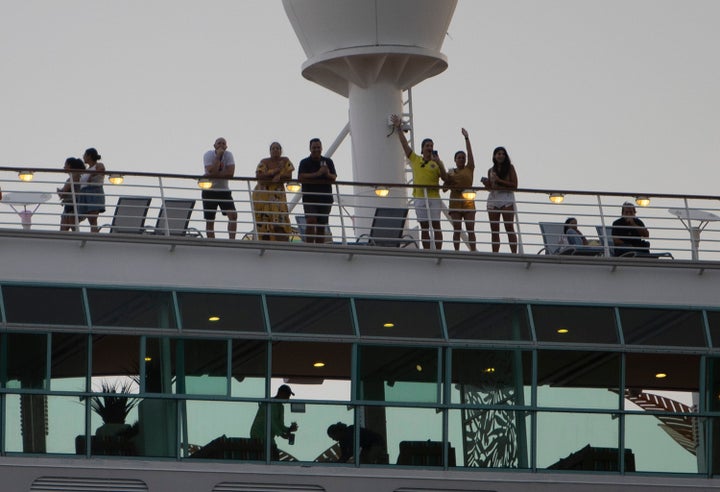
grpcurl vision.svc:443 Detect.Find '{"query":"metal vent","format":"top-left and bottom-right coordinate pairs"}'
top-left (31, 476), bottom-right (148, 492)
top-left (213, 484), bottom-right (324, 492)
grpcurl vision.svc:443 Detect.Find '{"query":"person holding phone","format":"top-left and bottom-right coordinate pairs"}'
top-left (298, 138), bottom-right (337, 243)
top-left (390, 114), bottom-right (447, 250)
top-left (485, 146), bottom-right (518, 253)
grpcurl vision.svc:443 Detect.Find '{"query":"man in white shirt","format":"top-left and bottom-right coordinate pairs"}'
top-left (202, 137), bottom-right (237, 239)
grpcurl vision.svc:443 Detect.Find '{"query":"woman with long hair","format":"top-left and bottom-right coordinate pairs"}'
top-left (445, 128), bottom-right (476, 251)
top-left (77, 147), bottom-right (106, 232)
top-left (252, 142), bottom-right (295, 241)
top-left (484, 146), bottom-right (518, 253)
top-left (57, 157), bottom-right (86, 231)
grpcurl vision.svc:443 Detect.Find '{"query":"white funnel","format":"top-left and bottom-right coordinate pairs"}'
top-left (283, 0), bottom-right (457, 231)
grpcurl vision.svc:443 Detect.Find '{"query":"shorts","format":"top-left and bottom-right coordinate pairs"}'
top-left (77, 186), bottom-right (106, 215)
top-left (486, 190), bottom-right (515, 210)
top-left (303, 202), bottom-right (332, 225)
top-left (413, 197), bottom-right (442, 222)
top-left (202, 190), bottom-right (236, 220)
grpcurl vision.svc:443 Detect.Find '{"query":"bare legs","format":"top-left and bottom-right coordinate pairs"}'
top-left (418, 220), bottom-right (443, 250)
top-left (450, 211), bottom-right (477, 251)
top-left (488, 206), bottom-right (517, 253)
top-left (206, 211), bottom-right (237, 240)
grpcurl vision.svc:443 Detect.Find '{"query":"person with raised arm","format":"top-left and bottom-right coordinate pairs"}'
top-left (445, 128), bottom-right (476, 251)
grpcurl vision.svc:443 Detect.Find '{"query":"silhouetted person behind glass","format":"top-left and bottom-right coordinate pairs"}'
top-left (327, 422), bottom-right (387, 464)
top-left (250, 384), bottom-right (298, 460)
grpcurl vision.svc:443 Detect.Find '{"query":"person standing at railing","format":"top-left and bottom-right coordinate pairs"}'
top-left (444, 128), bottom-right (476, 251)
top-left (483, 146), bottom-right (518, 253)
top-left (390, 114), bottom-right (447, 250)
top-left (77, 148), bottom-right (106, 233)
top-left (612, 201), bottom-right (650, 256)
top-left (253, 142), bottom-right (295, 241)
top-left (298, 138), bottom-right (337, 243)
top-left (57, 157), bottom-right (86, 231)
top-left (202, 137), bottom-right (238, 239)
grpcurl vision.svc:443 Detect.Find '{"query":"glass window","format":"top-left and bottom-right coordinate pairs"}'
top-left (450, 348), bottom-right (531, 405)
top-left (91, 335), bottom-right (140, 391)
top-left (182, 338), bottom-right (227, 396)
top-left (50, 333), bottom-right (87, 392)
top-left (444, 302), bottom-right (531, 341)
top-left (532, 305), bottom-right (618, 344)
top-left (143, 337), bottom-right (178, 393)
top-left (625, 414), bottom-right (699, 473)
top-left (87, 288), bottom-right (176, 329)
top-left (624, 353), bottom-right (699, 410)
top-left (266, 295), bottom-right (353, 336)
top-left (134, 397), bottom-right (178, 458)
top-left (537, 350), bottom-right (621, 410)
top-left (356, 299), bottom-right (442, 338)
top-left (537, 411), bottom-right (620, 471)
top-left (708, 311), bottom-right (720, 347)
top-left (385, 406), bottom-right (444, 466)
top-left (232, 340), bottom-right (266, 398)
top-left (4, 333), bottom-right (46, 389)
top-left (619, 308), bottom-right (706, 347)
top-left (271, 342), bottom-right (352, 401)
top-left (177, 292), bottom-right (264, 332)
top-left (357, 345), bottom-right (438, 403)
top-left (449, 408), bottom-right (530, 468)
top-left (2, 285), bottom-right (86, 326)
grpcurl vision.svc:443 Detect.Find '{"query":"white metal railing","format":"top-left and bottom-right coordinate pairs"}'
top-left (1, 167), bottom-right (720, 261)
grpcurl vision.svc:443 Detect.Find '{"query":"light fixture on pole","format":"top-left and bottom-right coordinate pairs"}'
top-left (18, 170), bottom-right (34, 182)
top-left (635, 196), bottom-right (650, 207)
top-left (108, 174), bottom-right (124, 185)
top-left (286, 181), bottom-right (301, 193)
top-left (197, 178), bottom-right (213, 190)
top-left (374, 186), bottom-right (390, 197)
top-left (549, 193), bottom-right (565, 204)
top-left (461, 189), bottom-right (477, 200)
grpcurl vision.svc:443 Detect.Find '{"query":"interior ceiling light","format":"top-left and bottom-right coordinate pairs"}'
top-left (313, 361), bottom-right (325, 368)
top-left (208, 316), bottom-right (220, 322)
top-left (144, 357), bottom-right (152, 362)
top-left (557, 328), bottom-right (569, 334)
top-left (383, 322), bottom-right (394, 328)
top-left (483, 367), bottom-right (495, 373)
top-left (415, 364), bottom-right (423, 372)
top-left (655, 372), bottom-right (667, 379)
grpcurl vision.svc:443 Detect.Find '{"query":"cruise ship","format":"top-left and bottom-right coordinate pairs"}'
top-left (2, 1), bottom-right (720, 491)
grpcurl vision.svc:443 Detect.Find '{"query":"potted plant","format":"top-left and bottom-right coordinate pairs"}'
top-left (90, 379), bottom-right (140, 438)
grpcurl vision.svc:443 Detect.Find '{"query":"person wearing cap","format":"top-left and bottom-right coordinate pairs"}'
top-left (250, 384), bottom-right (298, 459)
top-left (611, 202), bottom-right (650, 256)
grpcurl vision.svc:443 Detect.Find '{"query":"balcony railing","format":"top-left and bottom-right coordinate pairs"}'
top-left (2, 167), bottom-right (720, 261)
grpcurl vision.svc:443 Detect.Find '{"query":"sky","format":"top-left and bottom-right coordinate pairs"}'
top-left (1, 0), bottom-right (718, 196)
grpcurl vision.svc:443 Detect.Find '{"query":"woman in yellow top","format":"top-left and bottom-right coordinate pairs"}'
top-left (252, 142), bottom-right (295, 241)
top-left (444, 128), bottom-right (476, 251)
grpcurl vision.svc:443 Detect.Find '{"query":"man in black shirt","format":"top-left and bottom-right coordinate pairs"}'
top-left (327, 422), bottom-right (387, 464)
top-left (298, 138), bottom-right (337, 243)
top-left (612, 201), bottom-right (650, 256)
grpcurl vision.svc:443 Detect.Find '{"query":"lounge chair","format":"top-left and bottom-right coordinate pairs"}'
top-left (596, 225), bottom-right (672, 259)
top-left (355, 207), bottom-right (417, 248)
top-left (100, 196), bottom-right (152, 234)
top-left (146, 199), bottom-right (201, 237)
top-left (538, 222), bottom-right (603, 256)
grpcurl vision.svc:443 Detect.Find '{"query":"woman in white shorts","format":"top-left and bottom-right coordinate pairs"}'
top-left (483, 146), bottom-right (518, 253)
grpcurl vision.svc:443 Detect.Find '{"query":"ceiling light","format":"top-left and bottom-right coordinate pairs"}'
top-left (655, 372), bottom-right (667, 379)
top-left (557, 328), bottom-right (569, 334)
top-left (197, 178), bottom-right (213, 190)
top-left (144, 357), bottom-right (152, 362)
top-left (374, 186), bottom-right (390, 197)
top-left (415, 364), bottom-right (423, 372)
top-left (108, 174), bottom-right (124, 185)
top-left (286, 181), bottom-right (301, 193)
top-left (383, 322), bottom-right (394, 328)
top-left (313, 361), bottom-right (325, 368)
top-left (18, 170), bottom-right (34, 182)
top-left (208, 316), bottom-right (220, 322)
top-left (635, 196), bottom-right (650, 207)
top-left (549, 193), bottom-right (564, 204)
top-left (483, 367), bottom-right (495, 373)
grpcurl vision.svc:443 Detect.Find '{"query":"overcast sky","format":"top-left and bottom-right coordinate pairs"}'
top-left (1, 0), bottom-right (718, 195)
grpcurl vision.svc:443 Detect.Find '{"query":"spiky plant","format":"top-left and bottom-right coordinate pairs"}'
top-left (90, 380), bottom-right (140, 425)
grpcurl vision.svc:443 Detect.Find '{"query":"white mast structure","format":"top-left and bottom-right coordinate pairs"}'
top-left (282, 0), bottom-right (457, 233)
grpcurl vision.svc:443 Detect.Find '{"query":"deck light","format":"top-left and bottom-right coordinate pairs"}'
top-left (108, 174), bottom-right (124, 185)
top-left (635, 196), bottom-right (650, 207)
top-left (374, 186), bottom-right (390, 197)
top-left (18, 170), bottom-right (34, 182)
top-left (549, 193), bottom-right (564, 204)
top-left (461, 189), bottom-right (477, 200)
top-left (286, 181), bottom-right (301, 193)
top-left (198, 178), bottom-right (213, 190)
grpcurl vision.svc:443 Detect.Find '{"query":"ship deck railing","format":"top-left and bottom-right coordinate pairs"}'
top-left (2, 167), bottom-right (720, 262)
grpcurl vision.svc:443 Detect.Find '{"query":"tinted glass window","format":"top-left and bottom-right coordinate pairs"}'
top-left (532, 305), bottom-right (618, 344)
top-left (4, 333), bottom-right (47, 389)
top-left (3, 285), bottom-right (86, 326)
top-left (620, 308), bottom-right (706, 347)
top-left (87, 289), bottom-right (176, 329)
top-left (266, 296), bottom-right (353, 335)
top-left (356, 299), bottom-right (442, 338)
top-left (707, 311), bottom-right (720, 347)
top-left (444, 302), bottom-right (531, 341)
top-left (357, 345), bottom-right (438, 403)
top-left (178, 292), bottom-right (265, 332)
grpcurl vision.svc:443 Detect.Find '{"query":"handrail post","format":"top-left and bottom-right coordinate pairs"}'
top-left (335, 183), bottom-right (347, 244)
top-left (248, 180), bottom-right (257, 240)
top-left (597, 195), bottom-right (610, 257)
top-left (515, 200), bottom-right (524, 255)
top-left (157, 176), bottom-right (169, 236)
